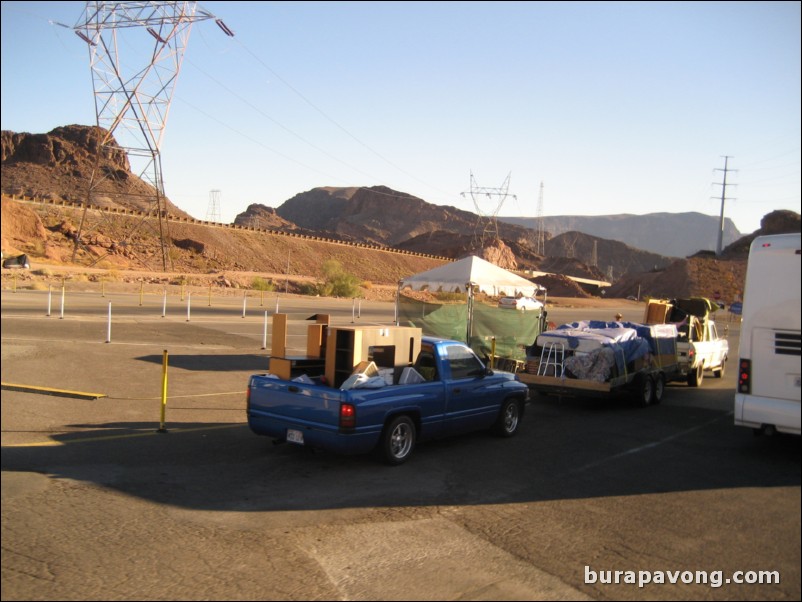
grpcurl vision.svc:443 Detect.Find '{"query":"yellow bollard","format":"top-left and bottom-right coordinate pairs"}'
top-left (490, 336), bottom-right (496, 369)
top-left (208, 283), bottom-right (212, 307)
top-left (157, 350), bottom-right (169, 433)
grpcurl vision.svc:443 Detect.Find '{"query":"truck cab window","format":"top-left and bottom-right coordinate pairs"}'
top-left (445, 345), bottom-right (485, 379)
top-left (414, 351), bottom-right (438, 381)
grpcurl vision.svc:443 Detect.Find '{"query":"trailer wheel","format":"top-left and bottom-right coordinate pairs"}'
top-left (634, 374), bottom-right (655, 406)
top-left (688, 364), bottom-right (704, 387)
top-left (713, 359), bottom-right (726, 378)
top-left (653, 373), bottom-right (665, 404)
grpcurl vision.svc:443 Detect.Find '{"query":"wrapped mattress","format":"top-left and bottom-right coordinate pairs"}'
top-left (535, 320), bottom-right (676, 379)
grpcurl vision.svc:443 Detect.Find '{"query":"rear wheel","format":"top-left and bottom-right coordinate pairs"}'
top-left (713, 359), bottom-right (726, 378)
top-left (380, 415), bottom-right (416, 465)
top-left (653, 373), bottom-right (665, 404)
top-left (688, 364), bottom-right (704, 387)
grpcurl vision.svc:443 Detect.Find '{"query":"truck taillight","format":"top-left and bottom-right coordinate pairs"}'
top-left (246, 386), bottom-right (251, 408)
top-left (738, 359), bottom-right (751, 394)
top-left (340, 403), bottom-right (356, 429)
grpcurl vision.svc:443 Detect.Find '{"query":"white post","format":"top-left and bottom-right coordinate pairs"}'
top-left (106, 302), bottom-right (112, 343)
top-left (242, 295), bottom-right (247, 318)
top-left (275, 296), bottom-right (279, 314)
top-left (60, 286), bottom-right (65, 319)
top-left (162, 288), bottom-right (167, 318)
top-left (47, 285), bottom-right (52, 317)
top-left (186, 292), bottom-right (191, 322)
top-left (262, 311), bottom-right (268, 350)
top-left (352, 298), bottom-right (356, 322)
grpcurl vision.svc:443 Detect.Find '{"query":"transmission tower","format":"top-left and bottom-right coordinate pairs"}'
top-left (70, 1), bottom-right (233, 270)
top-left (460, 171), bottom-right (516, 250)
top-left (206, 189), bottom-right (222, 223)
top-left (535, 181), bottom-right (545, 255)
top-left (713, 155), bottom-right (737, 256)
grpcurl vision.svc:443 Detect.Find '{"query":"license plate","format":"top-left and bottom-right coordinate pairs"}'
top-left (286, 429), bottom-right (304, 445)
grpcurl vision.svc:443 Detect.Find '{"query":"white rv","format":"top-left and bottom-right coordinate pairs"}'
top-left (734, 232), bottom-right (801, 435)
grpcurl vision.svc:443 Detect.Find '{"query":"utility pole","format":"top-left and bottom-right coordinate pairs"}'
top-left (713, 156), bottom-right (736, 256)
top-left (535, 181), bottom-right (545, 255)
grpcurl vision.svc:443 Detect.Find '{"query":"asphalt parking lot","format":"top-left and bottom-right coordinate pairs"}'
top-left (2, 288), bottom-right (800, 601)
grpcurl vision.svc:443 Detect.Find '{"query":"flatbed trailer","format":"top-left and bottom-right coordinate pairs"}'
top-left (518, 362), bottom-right (677, 406)
top-left (518, 320), bottom-right (683, 406)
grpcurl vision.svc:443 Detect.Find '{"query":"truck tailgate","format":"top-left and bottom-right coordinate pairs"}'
top-left (248, 377), bottom-right (344, 422)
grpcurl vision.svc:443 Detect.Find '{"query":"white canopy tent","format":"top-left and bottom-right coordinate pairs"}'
top-left (398, 255), bottom-right (545, 297)
top-left (396, 256), bottom-right (547, 351)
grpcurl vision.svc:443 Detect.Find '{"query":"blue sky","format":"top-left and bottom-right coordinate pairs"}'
top-left (2, 1), bottom-right (800, 234)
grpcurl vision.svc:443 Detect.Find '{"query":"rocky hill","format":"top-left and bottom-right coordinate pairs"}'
top-left (1, 126), bottom-right (191, 218)
top-left (239, 185), bottom-right (539, 249)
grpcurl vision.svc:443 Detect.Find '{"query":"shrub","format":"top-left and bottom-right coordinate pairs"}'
top-left (322, 260), bottom-right (361, 297)
top-left (299, 260), bottom-right (361, 298)
top-left (251, 277), bottom-right (275, 292)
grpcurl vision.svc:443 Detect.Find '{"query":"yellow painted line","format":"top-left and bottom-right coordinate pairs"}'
top-left (1, 423), bottom-right (242, 448)
top-left (1, 382), bottom-right (106, 400)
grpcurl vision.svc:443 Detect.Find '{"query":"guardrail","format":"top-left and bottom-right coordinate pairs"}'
top-left (4, 194), bottom-right (451, 261)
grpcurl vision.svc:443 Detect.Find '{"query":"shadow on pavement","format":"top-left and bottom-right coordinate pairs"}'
top-left (2, 397), bottom-right (799, 513)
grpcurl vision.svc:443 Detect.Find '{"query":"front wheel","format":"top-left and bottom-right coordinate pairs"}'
top-left (493, 399), bottom-right (522, 437)
top-left (380, 415), bottom-right (416, 465)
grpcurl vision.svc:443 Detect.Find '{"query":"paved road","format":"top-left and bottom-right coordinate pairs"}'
top-left (1, 289), bottom-right (798, 601)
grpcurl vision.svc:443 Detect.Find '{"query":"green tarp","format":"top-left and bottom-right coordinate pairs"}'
top-left (397, 296), bottom-right (544, 361)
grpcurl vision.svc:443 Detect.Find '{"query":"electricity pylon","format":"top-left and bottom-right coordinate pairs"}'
top-left (206, 189), bottom-right (222, 223)
top-left (461, 171), bottom-right (516, 250)
top-left (70, 1), bottom-right (233, 270)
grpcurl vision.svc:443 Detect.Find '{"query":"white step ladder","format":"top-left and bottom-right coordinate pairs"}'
top-left (538, 342), bottom-right (566, 377)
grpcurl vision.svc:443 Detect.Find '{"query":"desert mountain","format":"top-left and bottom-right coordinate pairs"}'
top-left (237, 186), bottom-right (686, 279)
top-left (2, 124), bottom-right (799, 300)
top-left (500, 212), bottom-right (742, 258)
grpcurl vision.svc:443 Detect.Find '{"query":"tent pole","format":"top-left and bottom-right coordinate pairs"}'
top-left (466, 282), bottom-right (475, 344)
top-left (395, 281), bottom-right (402, 326)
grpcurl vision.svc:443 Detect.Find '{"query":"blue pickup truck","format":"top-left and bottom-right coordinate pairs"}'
top-left (247, 336), bottom-right (529, 464)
